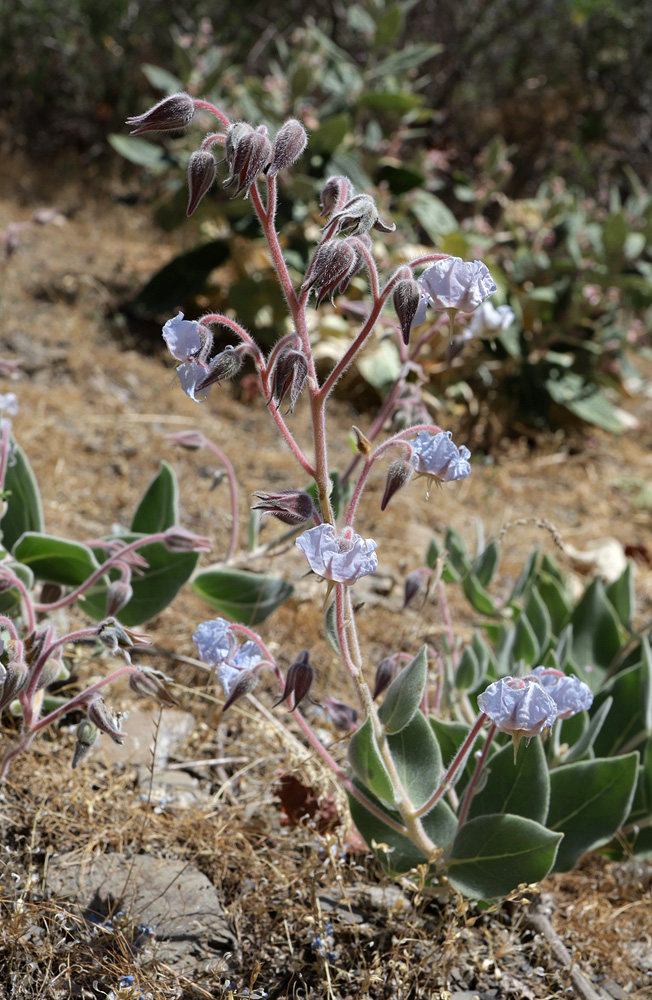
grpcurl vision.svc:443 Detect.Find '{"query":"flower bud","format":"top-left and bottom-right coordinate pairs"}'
top-left (129, 668), bottom-right (178, 707)
top-left (72, 720), bottom-right (99, 769)
top-left (393, 277), bottom-right (422, 345)
top-left (194, 345), bottom-right (244, 391)
top-left (322, 696), bottom-right (358, 731)
top-left (403, 569), bottom-right (427, 609)
top-left (164, 429), bottom-right (207, 450)
top-left (329, 194), bottom-right (395, 237)
top-left (40, 582), bottom-right (63, 605)
top-left (106, 580), bottom-right (133, 618)
top-left (302, 239), bottom-right (358, 306)
top-left (269, 348), bottom-right (308, 412)
top-left (0, 659), bottom-right (28, 711)
top-left (372, 655), bottom-right (400, 700)
top-left (380, 459), bottom-right (414, 511)
top-left (319, 175), bottom-right (354, 217)
top-left (187, 149), bottom-right (217, 216)
top-left (272, 650), bottom-right (315, 710)
top-left (97, 619), bottom-right (151, 658)
top-left (252, 490), bottom-right (316, 526)
top-left (35, 658), bottom-right (69, 691)
top-left (224, 123), bottom-right (272, 196)
top-left (222, 670), bottom-right (258, 713)
top-left (268, 119), bottom-right (308, 178)
top-left (126, 92), bottom-right (196, 135)
top-left (163, 526), bottom-right (212, 553)
top-left (86, 697), bottom-right (126, 745)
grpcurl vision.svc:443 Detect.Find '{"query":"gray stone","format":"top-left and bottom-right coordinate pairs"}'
top-left (46, 851), bottom-right (235, 968)
top-left (94, 708), bottom-right (195, 768)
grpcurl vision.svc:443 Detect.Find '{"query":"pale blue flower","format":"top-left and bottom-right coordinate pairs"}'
top-left (193, 618), bottom-right (233, 666)
top-left (176, 359), bottom-right (210, 401)
top-left (408, 430), bottom-right (471, 483)
top-left (0, 393), bottom-right (19, 416)
top-left (296, 523), bottom-right (378, 585)
top-left (411, 257), bottom-right (497, 329)
top-left (478, 676), bottom-right (557, 738)
top-left (467, 301), bottom-right (515, 338)
top-left (162, 312), bottom-right (202, 362)
top-left (532, 666), bottom-right (593, 720)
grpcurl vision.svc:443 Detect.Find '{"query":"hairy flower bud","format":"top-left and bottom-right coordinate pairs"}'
top-left (164, 429), bottom-right (207, 450)
top-left (35, 658), bottom-right (69, 691)
top-left (187, 149), bottom-right (218, 216)
top-left (252, 490), bottom-right (316, 526)
top-left (222, 670), bottom-right (258, 713)
top-left (403, 569), bottom-right (427, 609)
top-left (329, 194), bottom-right (395, 237)
top-left (319, 175), bottom-right (354, 217)
top-left (129, 667), bottom-right (178, 707)
top-left (127, 92), bottom-right (196, 135)
top-left (87, 697), bottom-right (126, 745)
top-left (380, 459), bottom-right (414, 511)
top-left (272, 650), bottom-right (315, 710)
top-left (302, 239), bottom-right (358, 306)
top-left (322, 696), bottom-right (358, 731)
top-left (268, 119), bottom-right (308, 178)
top-left (269, 348), bottom-right (309, 412)
top-left (372, 656), bottom-right (400, 700)
top-left (0, 659), bottom-right (28, 711)
top-left (224, 123), bottom-right (272, 196)
top-left (72, 720), bottom-right (99, 769)
top-left (393, 277), bottom-right (422, 345)
top-left (106, 580), bottom-right (133, 618)
top-left (163, 526), bottom-right (212, 553)
top-left (40, 582), bottom-right (63, 605)
top-left (194, 345), bottom-right (244, 392)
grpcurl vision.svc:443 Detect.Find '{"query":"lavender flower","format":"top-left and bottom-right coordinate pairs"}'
top-left (408, 430), bottom-right (471, 483)
top-left (296, 524), bottom-right (378, 585)
top-left (478, 675), bottom-right (557, 755)
top-left (532, 666), bottom-right (593, 719)
top-left (411, 257), bottom-right (497, 329)
top-left (193, 618), bottom-right (234, 666)
top-left (162, 312), bottom-right (202, 362)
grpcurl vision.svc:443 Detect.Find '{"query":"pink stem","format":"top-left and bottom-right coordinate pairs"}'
top-left (415, 713), bottom-right (487, 817)
top-left (201, 437), bottom-right (240, 561)
top-left (192, 99), bottom-right (230, 129)
top-left (457, 723), bottom-right (497, 828)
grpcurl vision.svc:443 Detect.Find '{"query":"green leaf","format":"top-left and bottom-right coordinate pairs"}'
top-left (455, 646), bottom-right (480, 691)
top-left (192, 567), bottom-right (293, 626)
top-left (128, 240), bottom-right (230, 318)
top-left (462, 571), bottom-right (496, 616)
top-left (426, 536), bottom-right (441, 570)
top-left (410, 190), bottom-right (459, 241)
top-left (545, 373), bottom-right (625, 433)
top-left (83, 536), bottom-right (198, 626)
top-left (444, 526), bottom-right (468, 579)
top-left (378, 646), bottom-right (427, 734)
top-left (308, 113), bottom-right (352, 154)
top-left (12, 533), bottom-right (101, 587)
top-left (130, 461), bottom-right (179, 534)
top-left (605, 562), bottom-right (635, 630)
top-left (369, 44), bottom-right (443, 81)
top-left (512, 612), bottom-right (539, 667)
top-left (347, 717), bottom-right (397, 807)
top-left (447, 814), bottom-right (562, 899)
top-left (547, 754), bottom-right (639, 871)
top-left (561, 697), bottom-right (612, 763)
top-left (141, 63), bottom-right (183, 94)
top-left (430, 718), bottom-right (489, 790)
top-left (387, 712), bottom-right (442, 809)
top-left (536, 572), bottom-right (571, 635)
top-left (467, 738), bottom-right (550, 824)
top-left (348, 781), bottom-right (457, 875)
top-left (324, 599), bottom-right (340, 655)
top-left (602, 211), bottom-right (628, 256)
top-left (357, 339), bottom-right (401, 392)
top-left (357, 91), bottom-right (422, 115)
top-left (570, 578), bottom-right (623, 681)
top-left (0, 562), bottom-right (34, 614)
top-left (374, 2), bottom-right (404, 47)
top-left (509, 548), bottom-right (540, 603)
top-left (2, 439), bottom-right (44, 552)
top-left (473, 540), bottom-right (500, 589)
top-left (523, 587), bottom-right (552, 656)
top-left (591, 641), bottom-right (652, 757)
top-left (107, 134), bottom-right (171, 173)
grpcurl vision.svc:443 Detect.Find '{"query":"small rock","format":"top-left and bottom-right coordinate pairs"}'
top-left (95, 708), bottom-right (195, 768)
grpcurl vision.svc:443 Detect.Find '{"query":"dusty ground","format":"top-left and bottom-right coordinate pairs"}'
top-left (1, 155), bottom-right (652, 999)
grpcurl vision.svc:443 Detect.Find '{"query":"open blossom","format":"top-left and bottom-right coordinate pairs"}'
top-left (412, 257), bottom-right (497, 328)
top-left (193, 618), bottom-right (263, 698)
top-left (162, 312), bottom-right (209, 400)
top-left (408, 430), bottom-right (471, 483)
top-left (296, 523), bottom-right (378, 585)
top-left (467, 301), bottom-right (515, 338)
top-left (532, 666), bottom-right (593, 719)
top-left (478, 675), bottom-right (557, 755)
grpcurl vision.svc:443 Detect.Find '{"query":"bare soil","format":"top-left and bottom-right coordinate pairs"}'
top-left (1, 156), bottom-right (651, 999)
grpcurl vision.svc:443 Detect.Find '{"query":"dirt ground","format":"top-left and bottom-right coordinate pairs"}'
top-left (1, 155), bottom-right (652, 999)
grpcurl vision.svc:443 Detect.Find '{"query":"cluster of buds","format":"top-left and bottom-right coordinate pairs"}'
top-left (302, 238), bottom-right (368, 305)
top-left (268, 346), bottom-right (309, 412)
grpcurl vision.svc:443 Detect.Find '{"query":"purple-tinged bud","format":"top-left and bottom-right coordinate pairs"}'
top-left (222, 670), bottom-right (258, 713)
top-left (269, 348), bottom-right (309, 412)
top-left (163, 526), bottom-right (212, 553)
top-left (225, 122), bottom-right (254, 170)
top-left (35, 658), bottom-right (69, 691)
top-left (97, 618), bottom-right (151, 656)
top-left (403, 569), bottom-right (428, 609)
top-left (393, 277), bottom-right (422, 345)
top-left (268, 119), bottom-right (308, 178)
top-left (106, 581), bottom-right (133, 618)
top-left (129, 667), bottom-right (178, 707)
top-left (126, 92), bottom-right (196, 135)
top-left (322, 696), bottom-right (358, 731)
top-left (194, 345), bottom-right (244, 392)
top-left (252, 490), bottom-right (316, 526)
top-left (381, 459), bottom-right (414, 512)
top-left (373, 656), bottom-right (400, 700)
top-left (40, 582), bottom-right (63, 605)
top-left (187, 149), bottom-right (218, 216)
top-left (302, 239), bottom-right (358, 306)
top-left (72, 720), bottom-right (99, 769)
top-left (272, 650), bottom-right (315, 710)
top-left (329, 194), bottom-right (395, 237)
top-left (87, 697), bottom-right (126, 745)
top-left (224, 123), bottom-right (272, 196)
top-left (164, 429), bottom-right (207, 450)
top-left (320, 175), bottom-right (354, 217)
top-left (0, 659), bottom-right (28, 711)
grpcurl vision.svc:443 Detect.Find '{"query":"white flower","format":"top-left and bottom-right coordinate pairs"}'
top-left (532, 666), bottom-right (593, 720)
top-left (296, 523), bottom-right (378, 585)
top-left (162, 312), bottom-right (202, 362)
top-left (176, 359), bottom-right (210, 401)
top-left (478, 675), bottom-right (557, 740)
top-left (467, 301), bottom-right (515, 338)
top-left (411, 258), bottom-right (497, 330)
top-left (193, 618), bottom-right (233, 665)
top-left (408, 430), bottom-right (471, 483)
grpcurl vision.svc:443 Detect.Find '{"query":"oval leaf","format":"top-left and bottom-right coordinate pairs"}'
top-left (131, 461), bottom-right (179, 534)
top-left (387, 711), bottom-right (442, 809)
top-left (347, 717), bottom-right (397, 807)
top-left (2, 439), bottom-right (44, 553)
top-left (12, 533), bottom-right (101, 587)
top-left (378, 646), bottom-right (427, 734)
top-left (192, 567), bottom-right (293, 627)
top-left (467, 737), bottom-right (549, 824)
